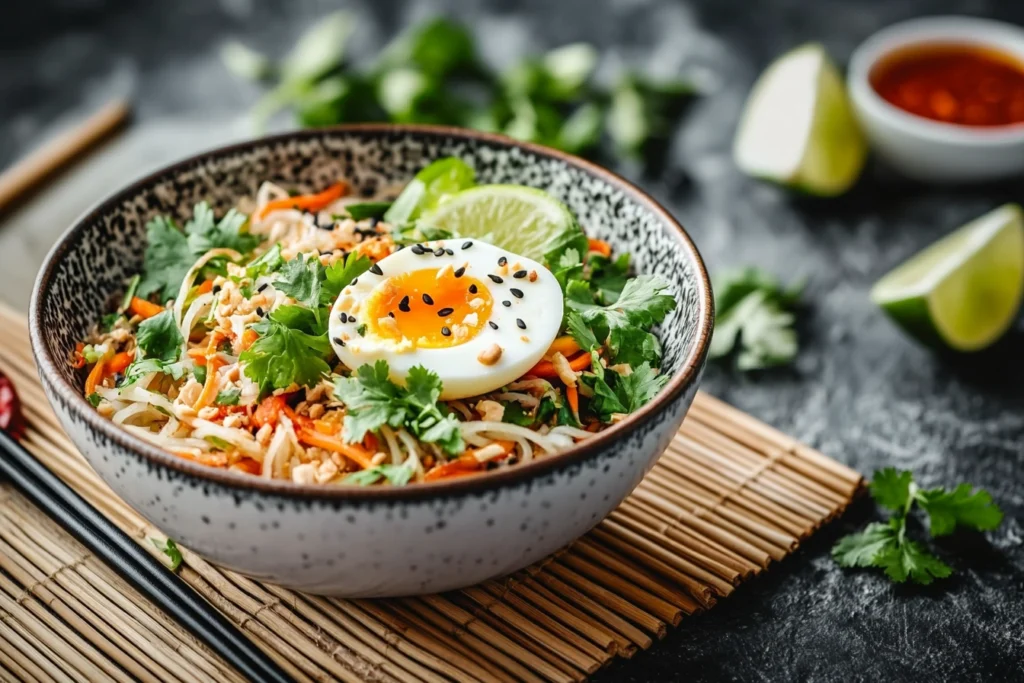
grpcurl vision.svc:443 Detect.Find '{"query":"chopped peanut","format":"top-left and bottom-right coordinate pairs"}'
top-left (477, 344), bottom-right (503, 366)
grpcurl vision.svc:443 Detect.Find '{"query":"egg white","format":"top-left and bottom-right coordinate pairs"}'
top-left (329, 239), bottom-right (564, 399)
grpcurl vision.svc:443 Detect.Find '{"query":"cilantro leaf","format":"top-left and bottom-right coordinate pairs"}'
top-left (588, 253), bottom-right (630, 304)
top-left (138, 202), bottom-right (263, 303)
top-left (150, 538), bottom-right (183, 571)
top-left (501, 401), bottom-right (535, 427)
top-left (87, 393), bottom-right (103, 407)
top-left (246, 243), bottom-right (284, 279)
top-left (833, 470), bottom-right (1003, 586)
top-left (275, 254), bottom-right (324, 311)
top-left (580, 363), bottom-right (666, 422)
top-left (120, 359), bottom-right (187, 387)
top-left (215, 389), bottom-right (241, 406)
top-left (552, 248), bottom-right (584, 292)
top-left (322, 253), bottom-right (373, 303)
top-left (135, 311), bottom-right (184, 362)
top-left (332, 361), bottom-right (463, 455)
top-left (710, 268), bottom-right (802, 370)
top-left (870, 467), bottom-right (914, 512)
top-left (832, 521), bottom-right (899, 568)
top-left (343, 202), bottom-right (392, 220)
top-left (344, 463), bottom-right (414, 486)
top-left (567, 274), bottom-right (675, 364)
top-left (241, 312), bottom-right (332, 391)
top-left (136, 216), bottom-right (192, 303)
top-left (916, 484), bottom-right (1004, 536)
top-left (876, 540), bottom-right (953, 585)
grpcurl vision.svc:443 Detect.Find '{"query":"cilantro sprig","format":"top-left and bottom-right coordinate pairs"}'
top-left (833, 468), bottom-right (1003, 585)
top-left (138, 202), bottom-right (262, 303)
top-left (332, 360), bottom-right (463, 455)
top-left (344, 463), bottom-right (414, 486)
top-left (710, 268), bottom-right (803, 371)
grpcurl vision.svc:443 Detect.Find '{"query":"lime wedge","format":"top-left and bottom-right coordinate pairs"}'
top-left (733, 43), bottom-right (867, 196)
top-left (420, 185), bottom-right (584, 262)
top-left (871, 203), bottom-right (1024, 352)
top-left (384, 157), bottom-right (475, 225)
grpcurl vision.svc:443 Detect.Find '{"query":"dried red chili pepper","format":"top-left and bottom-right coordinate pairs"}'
top-left (0, 371), bottom-right (26, 442)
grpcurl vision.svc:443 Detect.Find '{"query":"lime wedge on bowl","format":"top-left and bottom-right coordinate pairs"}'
top-left (733, 43), bottom-right (867, 196)
top-left (871, 203), bottom-right (1024, 352)
top-left (384, 157), bottom-right (476, 225)
top-left (421, 184), bottom-right (585, 262)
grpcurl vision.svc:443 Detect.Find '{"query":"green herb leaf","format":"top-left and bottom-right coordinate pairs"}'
top-left (87, 393), bottom-right (103, 407)
top-left (501, 401), bottom-right (535, 427)
top-left (135, 311), bottom-right (184, 362)
top-left (282, 11), bottom-right (354, 83)
top-left (193, 364), bottom-right (207, 386)
top-left (246, 243), bottom-right (285, 279)
top-left (344, 463), bottom-right (415, 486)
top-left (342, 202), bottom-right (393, 221)
top-left (119, 275), bottom-right (141, 313)
top-left (151, 538), bottom-right (183, 571)
top-left (120, 359), bottom-right (187, 387)
top-left (101, 313), bottom-right (123, 332)
top-left (215, 389), bottom-right (241, 406)
top-left (241, 311), bottom-right (332, 392)
top-left (274, 254), bottom-right (324, 312)
top-left (332, 360), bottom-right (463, 455)
top-left (876, 539), bottom-right (953, 585)
top-left (710, 268), bottom-right (803, 370)
top-left (322, 253), bottom-right (373, 303)
top-left (832, 521), bottom-right (900, 569)
top-left (384, 157), bottom-right (475, 225)
top-left (916, 484), bottom-right (1004, 536)
top-left (870, 467), bottom-right (914, 512)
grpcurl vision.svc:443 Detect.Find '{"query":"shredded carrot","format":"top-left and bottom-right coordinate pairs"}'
top-left (313, 420), bottom-right (338, 435)
top-left (196, 279), bottom-right (215, 295)
top-left (107, 351), bottom-right (135, 375)
top-left (129, 296), bottom-right (165, 320)
top-left (588, 238), bottom-right (612, 257)
top-left (424, 454), bottom-right (483, 481)
top-left (546, 336), bottom-right (581, 359)
top-left (187, 348), bottom-right (208, 365)
top-left (84, 358), bottom-right (107, 395)
top-left (297, 429), bottom-right (374, 470)
top-left (527, 351), bottom-right (592, 379)
top-left (193, 358), bottom-right (223, 410)
top-left (255, 182), bottom-right (347, 220)
top-left (240, 328), bottom-right (259, 351)
top-left (252, 395), bottom-right (287, 429)
top-left (282, 405), bottom-right (314, 432)
top-left (230, 458), bottom-right (262, 475)
top-left (566, 384), bottom-right (579, 416)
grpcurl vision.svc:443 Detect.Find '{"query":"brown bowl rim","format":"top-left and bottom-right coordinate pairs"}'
top-left (30, 123), bottom-right (714, 502)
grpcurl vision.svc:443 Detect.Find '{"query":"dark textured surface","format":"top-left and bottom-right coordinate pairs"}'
top-left (2, 0), bottom-right (1023, 680)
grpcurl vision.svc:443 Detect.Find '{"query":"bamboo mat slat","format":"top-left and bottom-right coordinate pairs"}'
top-left (0, 302), bottom-right (862, 682)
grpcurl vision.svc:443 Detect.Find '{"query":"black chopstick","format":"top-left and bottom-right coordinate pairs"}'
top-left (0, 429), bottom-right (292, 683)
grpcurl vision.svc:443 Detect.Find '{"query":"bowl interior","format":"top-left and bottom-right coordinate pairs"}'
top-left (33, 126), bottom-right (708, 476)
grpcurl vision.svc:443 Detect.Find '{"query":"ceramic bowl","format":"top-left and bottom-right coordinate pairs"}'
top-left (30, 125), bottom-right (713, 596)
top-left (848, 16), bottom-right (1024, 183)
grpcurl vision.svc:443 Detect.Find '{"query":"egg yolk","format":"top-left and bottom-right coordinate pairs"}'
top-left (364, 268), bottom-right (494, 349)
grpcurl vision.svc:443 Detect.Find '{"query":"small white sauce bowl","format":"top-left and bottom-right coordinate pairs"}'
top-left (848, 16), bottom-right (1024, 183)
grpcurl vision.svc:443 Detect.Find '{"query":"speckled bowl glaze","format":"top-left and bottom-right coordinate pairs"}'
top-left (30, 125), bottom-right (713, 596)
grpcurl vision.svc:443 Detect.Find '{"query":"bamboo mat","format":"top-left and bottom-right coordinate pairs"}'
top-left (0, 302), bottom-right (862, 682)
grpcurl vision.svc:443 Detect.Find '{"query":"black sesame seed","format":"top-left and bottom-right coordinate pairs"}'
top-left (333, 337), bottom-right (346, 346)
top-left (339, 312), bottom-right (348, 323)
top-left (422, 293), bottom-right (434, 305)
top-left (256, 283), bottom-right (269, 293)
top-left (489, 321), bottom-right (498, 330)
top-left (388, 311), bottom-right (395, 318)
top-left (454, 266), bottom-right (466, 278)
top-left (212, 285), bottom-right (221, 294)
top-left (411, 244), bottom-right (426, 255)
top-left (510, 288), bottom-right (524, 298)
top-left (516, 318), bottom-right (526, 329)
top-left (369, 263), bottom-right (383, 276)
top-left (469, 284), bottom-right (478, 294)
top-left (502, 300), bottom-right (511, 307)
top-left (488, 274), bottom-right (504, 284)
top-left (441, 326), bottom-right (451, 337)
top-left (256, 306), bottom-right (265, 317)
top-left (437, 307), bottom-right (454, 317)
top-left (445, 248), bottom-right (454, 255)
top-left (513, 270), bottom-right (527, 279)
top-left (433, 247), bottom-right (445, 257)
top-left (351, 278), bottom-right (359, 286)
top-left (399, 296), bottom-right (410, 312)
top-left (462, 241), bottom-right (473, 249)
top-left (498, 256), bottom-right (507, 266)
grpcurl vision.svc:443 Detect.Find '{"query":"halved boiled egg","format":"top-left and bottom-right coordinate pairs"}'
top-left (329, 240), bottom-right (564, 399)
top-left (327, 240), bottom-right (565, 401)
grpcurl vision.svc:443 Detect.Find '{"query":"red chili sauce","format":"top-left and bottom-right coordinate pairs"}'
top-left (870, 44), bottom-right (1024, 127)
